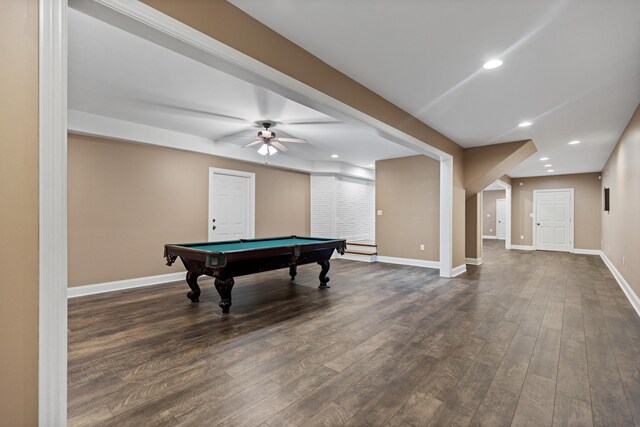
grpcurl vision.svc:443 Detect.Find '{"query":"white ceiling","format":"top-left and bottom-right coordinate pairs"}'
top-left (230, 0), bottom-right (640, 177)
top-left (67, 8), bottom-right (416, 170)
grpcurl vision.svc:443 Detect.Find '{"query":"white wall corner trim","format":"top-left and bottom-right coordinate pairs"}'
top-left (376, 256), bottom-right (439, 270)
top-left (482, 235), bottom-right (497, 240)
top-left (452, 264), bottom-right (467, 277)
top-left (600, 253), bottom-right (640, 318)
top-left (465, 258), bottom-right (483, 265)
top-left (573, 249), bottom-right (602, 256)
top-left (39, 0), bottom-right (68, 425)
top-left (67, 272), bottom-right (186, 298)
top-left (510, 245), bottom-right (534, 251)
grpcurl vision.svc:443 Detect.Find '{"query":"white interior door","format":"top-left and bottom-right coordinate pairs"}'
top-left (535, 189), bottom-right (572, 252)
top-left (496, 199), bottom-right (507, 240)
top-left (209, 168), bottom-right (255, 241)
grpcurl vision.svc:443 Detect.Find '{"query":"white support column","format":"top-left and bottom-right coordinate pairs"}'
top-left (439, 157), bottom-right (454, 277)
top-left (39, 0), bottom-right (68, 424)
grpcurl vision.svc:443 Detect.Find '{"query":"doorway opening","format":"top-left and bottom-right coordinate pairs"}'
top-left (481, 179), bottom-right (512, 258)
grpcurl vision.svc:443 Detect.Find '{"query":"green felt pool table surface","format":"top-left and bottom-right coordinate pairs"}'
top-left (175, 236), bottom-right (338, 253)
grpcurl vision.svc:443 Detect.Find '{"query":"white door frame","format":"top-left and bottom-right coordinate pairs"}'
top-left (483, 179), bottom-right (511, 249)
top-left (41, 1), bottom-right (458, 422)
top-left (532, 188), bottom-right (575, 253)
top-left (208, 167), bottom-right (255, 241)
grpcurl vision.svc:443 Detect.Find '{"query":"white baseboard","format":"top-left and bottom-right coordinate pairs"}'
top-left (600, 252), bottom-right (640, 318)
top-left (340, 253), bottom-right (377, 263)
top-left (510, 245), bottom-right (534, 251)
top-left (452, 264), bottom-right (467, 277)
top-left (67, 271), bottom-right (185, 298)
top-left (573, 248), bottom-right (602, 256)
top-left (465, 257), bottom-right (483, 265)
top-left (376, 256), bottom-right (439, 270)
top-left (482, 235), bottom-right (497, 239)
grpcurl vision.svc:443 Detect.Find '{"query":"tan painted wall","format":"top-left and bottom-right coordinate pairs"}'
top-left (141, 0), bottom-right (466, 268)
top-left (482, 190), bottom-right (506, 236)
top-left (511, 173), bottom-right (602, 250)
top-left (0, 0), bottom-right (39, 424)
top-left (465, 194), bottom-right (482, 259)
top-left (68, 134), bottom-right (310, 286)
top-left (602, 104), bottom-right (640, 298)
top-left (376, 156), bottom-right (440, 261)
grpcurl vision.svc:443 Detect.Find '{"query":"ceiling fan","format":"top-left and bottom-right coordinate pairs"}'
top-left (239, 121), bottom-right (307, 156)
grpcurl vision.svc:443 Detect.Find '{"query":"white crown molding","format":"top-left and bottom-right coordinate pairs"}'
top-left (600, 252), bottom-right (640, 318)
top-left (510, 245), bottom-right (534, 251)
top-left (465, 258), bottom-right (483, 265)
top-left (39, 0), bottom-right (68, 424)
top-left (452, 264), bottom-right (467, 277)
top-left (68, 272), bottom-right (185, 298)
top-left (376, 256), bottom-right (439, 270)
top-left (68, 109), bottom-right (375, 180)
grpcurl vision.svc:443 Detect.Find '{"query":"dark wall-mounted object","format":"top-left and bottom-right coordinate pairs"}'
top-left (604, 187), bottom-right (610, 212)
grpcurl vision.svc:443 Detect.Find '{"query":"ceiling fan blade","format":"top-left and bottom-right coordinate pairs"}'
top-left (271, 141), bottom-right (288, 152)
top-left (276, 137), bottom-right (307, 144)
top-left (284, 120), bottom-right (344, 126)
top-left (243, 140), bottom-right (263, 148)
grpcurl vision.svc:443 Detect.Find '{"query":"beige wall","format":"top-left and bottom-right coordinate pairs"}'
top-left (511, 173), bottom-right (602, 250)
top-left (376, 156), bottom-right (440, 261)
top-left (0, 0), bottom-right (39, 424)
top-left (602, 104), bottom-right (640, 297)
top-left (68, 134), bottom-right (310, 286)
top-left (141, 0), bottom-right (466, 268)
top-left (465, 194), bottom-right (482, 259)
top-left (482, 190), bottom-right (506, 236)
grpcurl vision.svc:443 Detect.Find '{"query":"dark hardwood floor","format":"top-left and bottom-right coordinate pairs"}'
top-left (68, 240), bottom-right (640, 426)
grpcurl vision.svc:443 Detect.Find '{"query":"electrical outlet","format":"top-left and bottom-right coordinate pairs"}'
top-left (487, 214), bottom-right (491, 217)
top-left (377, 210), bottom-right (382, 216)
top-left (420, 244), bottom-right (425, 251)
top-left (490, 229), bottom-right (493, 232)
top-left (520, 235), bottom-right (524, 240)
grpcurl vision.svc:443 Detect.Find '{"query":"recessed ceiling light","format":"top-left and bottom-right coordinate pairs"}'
top-left (569, 140), bottom-right (581, 145)
top-left (483, 59), bottom-right (503, 70)
top-left (547, 169), bottom-right (555, 173)
top-left (331, 154), bottom-right (339, 158)
top-left (518, 121), bottom-right (532, 127)
top-left (544, 164), bottom-right (552, 167)
top-left (539, 157), bottom-right (549, 161)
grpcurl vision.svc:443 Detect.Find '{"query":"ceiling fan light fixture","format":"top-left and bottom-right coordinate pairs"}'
top-left (258, 130), bottom-right (274, 139)
top-left (257, 144), bottom-right (277, 156)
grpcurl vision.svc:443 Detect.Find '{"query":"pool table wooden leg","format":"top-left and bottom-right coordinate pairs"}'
top-left (318, 260), bottom-right (331, 288)
top-left (214, 277), bottom-right (235, 314)
top-left (185, 271), bottom-right (202, 303)
top-left (289, 263), bottom-right (297, 281)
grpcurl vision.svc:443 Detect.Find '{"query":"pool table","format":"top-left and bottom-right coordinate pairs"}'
top-left (164, 236), bottom-right (347, 314)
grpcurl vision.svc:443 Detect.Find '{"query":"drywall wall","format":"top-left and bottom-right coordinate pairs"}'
top-left (511, 173), bottom-right (602, 250)
top-left (376, 155), bottom-right (440, 261)
top-left (602, 104), bottom-right (640, 299)
top-left (0, 0), bottom-right (39, 424)
top-left (483, 190), bottom-right (506, 236)
top-left (68, 133), bottom-right (310, 286)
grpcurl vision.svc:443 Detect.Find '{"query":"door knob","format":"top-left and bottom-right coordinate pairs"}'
top-left (537, 223), bottom-right (540, 226)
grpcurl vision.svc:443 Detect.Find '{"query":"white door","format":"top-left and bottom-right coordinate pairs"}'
top-left (535, 190), bottom-right (572, 252)
top-left (208, 168), bottom-right (255, 241)
top-left (496, 199), bottom-right (507, 240)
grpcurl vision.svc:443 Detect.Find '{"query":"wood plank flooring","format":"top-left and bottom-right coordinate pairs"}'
top-left (68, 240), bottom-right (640, 426)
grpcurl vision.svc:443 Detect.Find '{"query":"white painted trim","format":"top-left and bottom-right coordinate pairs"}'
top-left (510, 245), bottom-right (534, 251)
top-left (600, 252), bottom-right (640, 318)
top-left (532, 188), bottom-right (574, 253)
top-left (39, 0), bottom-right (67, 424)
top-left (208, 167), bottom-right (256, 241)
top-left (376, 256), bottom-right (439, 270)
top-left (465, 258), bottom-right (483, 265)
top-left (482, 235), bottom-right (498, 239)
top-left (439, 158), bottom-right (453, 277)
top-left (340, 253), bottom-right (377, 263)
top-left (452, 264), bottom-right (467, 277)
top-left (574, 249), bottom-right (602, 256)
top-left (67, 272), bottom-right (185, 298)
